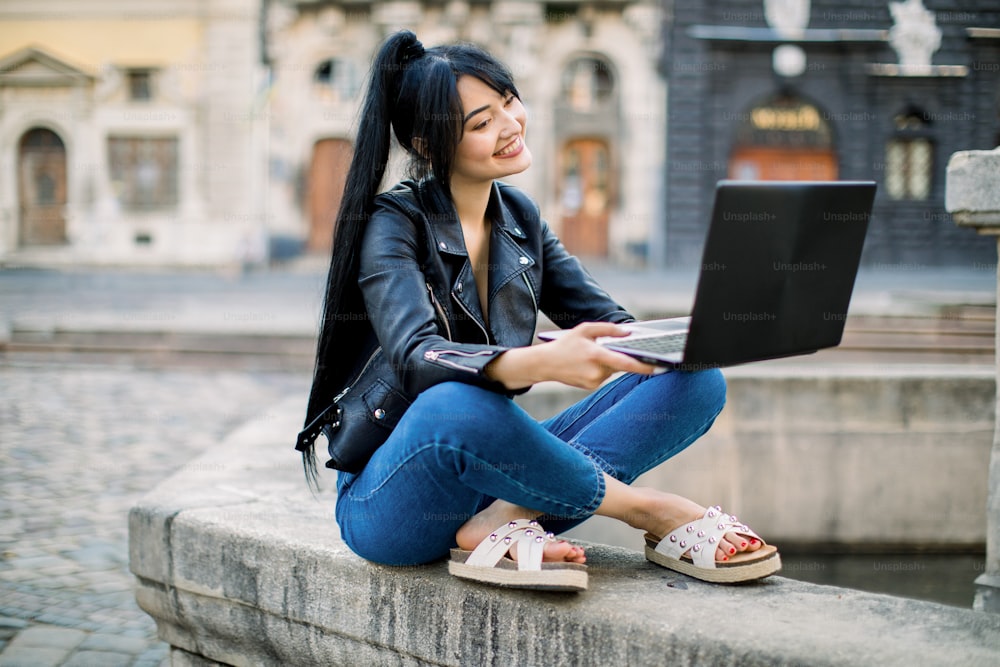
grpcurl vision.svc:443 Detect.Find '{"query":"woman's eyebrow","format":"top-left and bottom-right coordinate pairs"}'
top-left (463, 104), bottom-right (490, 124)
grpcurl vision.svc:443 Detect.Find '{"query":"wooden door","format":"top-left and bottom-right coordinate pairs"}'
top-left (728, 146), bottom-right (838, 181)
top-left (307, 138), bottom-right (353, 252)
top-left (559, 138), bottom-right (612, 258)
top-left (18, 128), bottom-right (67, 246)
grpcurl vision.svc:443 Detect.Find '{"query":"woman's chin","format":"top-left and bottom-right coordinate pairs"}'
top-left (501, 149), bottom-right (532, 177)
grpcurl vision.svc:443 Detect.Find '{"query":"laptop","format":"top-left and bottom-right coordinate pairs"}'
top-left (538, 180), bottom-right (876, 369)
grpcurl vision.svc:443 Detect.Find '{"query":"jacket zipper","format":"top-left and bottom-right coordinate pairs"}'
top-left (521, 273), bottom-right (538, 314)
top-left (426, 282), bottom-right (453, 341)
top-left (423, 348), bottom-right (493, 373)
top-left (333, 346), bottom-right (382, 403)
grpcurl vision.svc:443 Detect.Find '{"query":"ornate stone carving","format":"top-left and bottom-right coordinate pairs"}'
top-left (94, 62), bottom-right (122, 102)
top-left (764, 0), bottom-right (811, 39)
top-left (889, 0), bottom-right (941, 70)
top-left (624, 2), bottom-right (663, 60)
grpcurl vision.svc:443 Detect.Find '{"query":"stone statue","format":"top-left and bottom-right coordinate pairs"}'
top-left (764, 0), bottom-right (811, 39)
top-left (889, 0), bottom-right (941, 70)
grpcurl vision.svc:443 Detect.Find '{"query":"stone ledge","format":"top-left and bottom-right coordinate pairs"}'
top-left (529, 365), bottom-right (995, 547)
top-left (129, 385), bottom-right (1000, 667)
top-left (946, 147), bottom-right (1000, 230)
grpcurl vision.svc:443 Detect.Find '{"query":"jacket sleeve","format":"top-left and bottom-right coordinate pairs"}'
top-left (358, 203), bottom-right (512, 397)
top-left (536, 219), bottom-right (635, 327)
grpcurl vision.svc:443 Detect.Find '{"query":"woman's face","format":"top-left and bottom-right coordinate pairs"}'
top-left (450, 75), bottom-right (531, 189)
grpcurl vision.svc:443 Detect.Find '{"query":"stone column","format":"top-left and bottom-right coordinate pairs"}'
top-left (946, 147), bottom-right (1000, 613)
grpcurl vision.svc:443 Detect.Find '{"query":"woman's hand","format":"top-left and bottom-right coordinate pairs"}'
top-left (486, 322), bottom-right (659, 391)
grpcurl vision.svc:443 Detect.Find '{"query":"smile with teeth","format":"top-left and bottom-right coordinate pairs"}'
top-left (494, 136), bottom-right (522, 157)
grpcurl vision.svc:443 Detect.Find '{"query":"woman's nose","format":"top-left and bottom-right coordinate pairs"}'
top-left (499, 110), bottom-right (523, 137)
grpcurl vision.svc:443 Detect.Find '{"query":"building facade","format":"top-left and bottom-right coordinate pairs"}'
top-left (663, 0), bottom-right (1000, 267)
top-left (0, 0), bottom-right (266, 267)
top-left (8, 1), bottom-right (990, 270)
top-left (263, 0), bottom-right (666, 265)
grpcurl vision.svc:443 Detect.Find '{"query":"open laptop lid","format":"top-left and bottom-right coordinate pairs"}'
top-left (681, 180), bottom-right (876, 368)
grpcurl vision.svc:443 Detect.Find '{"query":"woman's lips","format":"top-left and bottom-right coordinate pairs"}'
top-left (494, 135), bottom-right (524, 158)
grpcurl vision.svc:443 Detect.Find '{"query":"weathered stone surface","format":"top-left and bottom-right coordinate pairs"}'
top-left (538, 366), bottom-right (995, 548)
top-left (947, 146), bottom-right (1000, 612)
top-left (130, 392), bottom-right (1000, 667)
top-left (946, 148), bottom-right (1000, 229)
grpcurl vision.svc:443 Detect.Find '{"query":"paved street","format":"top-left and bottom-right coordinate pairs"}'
top-left (0, 357), bottom-right (308, 666)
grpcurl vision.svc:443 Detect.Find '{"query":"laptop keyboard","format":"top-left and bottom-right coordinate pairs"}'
top-left (609, 333), bottom-right (688, 355)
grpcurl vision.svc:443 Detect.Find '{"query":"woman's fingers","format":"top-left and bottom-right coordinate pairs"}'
top-left (574, 323), bottom-right (660, 375)
top-left (545, 323), bottom-right (659, 388)
top-left (570, 321), bottom-right (631, 340)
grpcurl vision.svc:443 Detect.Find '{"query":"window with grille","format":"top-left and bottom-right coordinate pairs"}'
top-left (561, 57), bottom-right (615, 113)
top-left (313, 58), bottom-right (359, 102)
top-left (885, 112), bottom-right (933, 200)
top-left (126, 69), bottom-right (154, 101)
top-left (107, 136), bottom-right (179, 210)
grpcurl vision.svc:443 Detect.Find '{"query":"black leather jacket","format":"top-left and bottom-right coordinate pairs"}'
top-left (361, 177), bottom-right (633, 398)
top-left (297, 177), bottom-right (634, 471)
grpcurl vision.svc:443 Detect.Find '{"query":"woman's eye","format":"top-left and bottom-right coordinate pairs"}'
top-left (504, 95), bottom-right (515, 106)
top-left (473, 118), bottom-right (490, 131)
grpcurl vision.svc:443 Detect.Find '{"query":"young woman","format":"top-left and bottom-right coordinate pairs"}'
top-left (298, 30), bottom-right (780, 591)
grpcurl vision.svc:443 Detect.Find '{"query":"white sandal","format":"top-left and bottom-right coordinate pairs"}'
top-left (448, 519), bottom-right (588, 592)
top-left (644, 506), bottom-right (781, 583)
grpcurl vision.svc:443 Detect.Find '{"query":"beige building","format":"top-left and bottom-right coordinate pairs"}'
top-left (0, 0), bottom-right (665, 267)
top-left (0, 0), bottom-right (266, 267)
top-left (266, 0), bottom-right (666, 265)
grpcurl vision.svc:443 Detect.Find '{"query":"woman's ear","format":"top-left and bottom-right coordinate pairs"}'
top-left (411, 136), bottom-right (429, 158)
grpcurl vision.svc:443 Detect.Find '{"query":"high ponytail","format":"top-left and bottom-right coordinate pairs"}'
top-left (301, 31), bottom-right (420, 488)
top-left (300, 31), bottom-right (520, 488)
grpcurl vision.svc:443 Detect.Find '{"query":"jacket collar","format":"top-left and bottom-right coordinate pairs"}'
top-left (417, 178), bottom-right (534, 339)
top-left (419, 178), bottom-right (527, 257)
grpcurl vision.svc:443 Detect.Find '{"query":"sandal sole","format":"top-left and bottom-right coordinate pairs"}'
top-left (644, 542), bottom-right (782, 583)
top-left (449, 549), bottom-right (588, 592)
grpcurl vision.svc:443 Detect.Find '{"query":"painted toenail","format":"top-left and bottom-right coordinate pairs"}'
top-left (741, 541), bottom-right (747, 548)
top-left (729, 547), bottom-right (736, 554)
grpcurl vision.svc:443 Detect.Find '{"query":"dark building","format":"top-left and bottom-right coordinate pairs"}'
top-left (662, 0), bottom-right (1000, 267)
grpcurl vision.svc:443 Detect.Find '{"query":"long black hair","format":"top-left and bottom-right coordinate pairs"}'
top-left (301, 31), bottom-right (519, 484)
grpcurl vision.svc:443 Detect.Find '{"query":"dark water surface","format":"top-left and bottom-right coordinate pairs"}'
top-left (779, 552), bottom-right (986, 608)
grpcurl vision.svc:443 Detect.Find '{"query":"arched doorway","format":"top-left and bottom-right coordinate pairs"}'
top-left (728, 94), bottom-right (838, 181)
top-left (558, 138), bottom-right (613, 257)
top-left (306, 138), bottom-right (353, 252)
top-left (555, 55), bottom-right (619, 258)
top-left (18, 127), bottom-right (67, 246)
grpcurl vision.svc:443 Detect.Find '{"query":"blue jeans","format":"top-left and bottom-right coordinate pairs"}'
top-left (335, 369), bottom-right (727, 566)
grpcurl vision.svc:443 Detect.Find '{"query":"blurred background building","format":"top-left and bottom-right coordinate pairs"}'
top-left (261, 0), bottom-right (665, 266)
top-left (1, 0), bottom-right (998, 269)
top-left (0, 0), bottom-right (266, 267)
top-left (664, 0), bottom-right (1000, 267)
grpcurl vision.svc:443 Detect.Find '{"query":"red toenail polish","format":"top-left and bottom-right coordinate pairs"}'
top-left (740, 541), bottom-right (747, 548)
top-left (729, 547), bottom-right (736, 554)
top-left (722, 556), bottom-right (728, 561)
top-left (751, 539), bottom-right (759, 545)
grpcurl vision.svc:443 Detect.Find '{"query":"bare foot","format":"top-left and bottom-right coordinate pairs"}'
top-left (455, 500), bottom-right (586, 564)
top-left (626, 489), bottom-right (763, 563)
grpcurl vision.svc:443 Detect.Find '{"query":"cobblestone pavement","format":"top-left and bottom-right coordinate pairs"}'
top-left (0, 357), bottom-right (309, 667)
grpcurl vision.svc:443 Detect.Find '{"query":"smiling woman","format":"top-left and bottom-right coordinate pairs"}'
top-left (297, 30), bottom-right (779, 593)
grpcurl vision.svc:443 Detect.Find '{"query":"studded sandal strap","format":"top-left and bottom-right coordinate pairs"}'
top-left (654, 506), bottom-right (762, 570)
top-left (465, 519), bottom-right (556, 571)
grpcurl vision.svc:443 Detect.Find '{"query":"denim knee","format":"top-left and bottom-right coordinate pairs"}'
top-left (684, 367), bottom-right (727, 418)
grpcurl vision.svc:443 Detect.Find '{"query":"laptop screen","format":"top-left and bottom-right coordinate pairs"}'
top-left (683, 180), bottom-right (876, 367)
